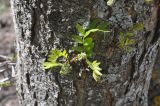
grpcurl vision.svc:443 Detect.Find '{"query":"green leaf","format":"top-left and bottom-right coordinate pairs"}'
top-left (60, 63), bottom-right (72, 75)
top-left (72, 35), bottom-right (83, 43)
top-left (125, 39), bottom-right (135, 46)
top-left (48, 50), bottom-right (68, 61)
top-left (97, 21), bottom-right (110, 31)
top-left (72, 46), bottom-right (84, 52)
top-left (132, 23), bottom-right (144, 31)
top-left (0, 82), bottom-right (13, 88)
top-left (87, 60), bottom-right (102, 71)
top-left (145, 0), bottom-right (152, 3)
top-left (119, 32), bottom-right (126, 48)
top-left (87, 60), bottom-right (102, 81)
top-left (86, 51), bottom-right (93, 58)
top-left (84, 29), bottom-right (99, 38)
top-left (61, 50), bottom-right (68, 58)
top-left (76, 23), bottom-right (85, 35)
top-left (94, 69), bottom-right (102, 76)
top-left (43, 62), bottom-right (62, 69)
top-left (85, 44), bottom-right (94, 52)
top-left (83, 38), bottom-right (94, 57)
top-left (93, 72), bottom-right (101, 81)
top-left (107, 0), bottom-right (116, 6)
top-left (43, 49), bottom-right (68, 70)
top-left (77, 53), bottom-right (87, 61)
top-left (84, 29), bottom-right (110, 38)
top-left (85, 43), bottom-right (94, 54)
top-left (124, 46), bottom-right (135, 52)
top-left (119, 31), bottom-right (135, 49)
top-left (83, 38), bottom-right (93, 46)
top-left (126, 32), bottom-right (134, 37)
top-left (88, 19), bottom-right (100, 29)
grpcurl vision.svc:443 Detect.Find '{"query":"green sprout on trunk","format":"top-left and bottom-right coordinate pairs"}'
top-left (119, 23), bottom-right (144, 52)
top-left (44, 20), bottom-right (110, 81)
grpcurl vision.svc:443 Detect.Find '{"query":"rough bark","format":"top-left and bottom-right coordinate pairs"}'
top-left (11, 0), bottom-right (160, 106)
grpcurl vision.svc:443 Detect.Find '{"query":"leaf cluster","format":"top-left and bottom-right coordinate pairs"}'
top-left (44, 21), bottom-right (110, 81)
top-left (43, 21), bottom-right (144, 81)
top-left (144, 0), bottom-right (152, 4)
top-left (119, 23), bottom-right (144, 51)
top-left (86, 60), bottom-right (102, 81)
top-left (0, 82), bottom-right (13, 88)
top-left (72, 20), bottom-right (110, 57)
top-left (106, 0), bottom-right (116, 6)
top-left (44, 50), bottom-right (71, 75)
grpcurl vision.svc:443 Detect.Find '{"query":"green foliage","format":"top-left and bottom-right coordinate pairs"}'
top-left (60, 62), bottom-right (72, 75)
top-left (44, 21), bottom-right (110, 81)
top-left (76, 24), bottom-right (85, 35)
top-left (87, 20), bottom-right (110, 33)
top-left (119, 23), bottom-right (144, 51)
top-left (86, 60), bottom-right (102, 81)
top-left (43, 50), bottom-right (71, 74)
top-left (77, 53), bottom-right (87, 61)
top-left (119, 32), bottom-right (135, 51)
top-left (0, 82), bottom-right (13, 88)
top-left (106, 0), bottom-right (116, 6)
top-left (73, 22), bottom-right (109, 57)
top-left (144, 0), bottom-right (152, 4)
top-left (43, 20), bottom-right (145, 81)
top-left (132, 23), bottom-right (144, 31)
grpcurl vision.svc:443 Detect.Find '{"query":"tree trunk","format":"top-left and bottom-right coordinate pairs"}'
top-left (11, 0), bottom-right (160, 106)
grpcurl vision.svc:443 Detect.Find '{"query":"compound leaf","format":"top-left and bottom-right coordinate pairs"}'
top-left (76, 23), bottom-right (85, 35)
top-left (107, 0), bottom-right (116, 6)
top-left (97, 21), bottom-right (110, 31)
top-left (84, 29), bottom-right (99, 38)
top-left (84, 29), bottom-right (110, 38)
top-left (60, 63), bottom-right (72, 75)
top-left (93, 72), bottom-right (101, 81)
top-left (88, 19), bottom-right (100, 29)
top-left (83, 38), bottom-right (93, 46)
top-left (72, 35), bottom-right (83, 43)
top-left (72, 46), bottom-right (84, 53)
top-left (133, 23), bottom-right (144, 31)
top-left (87, 60), bottom-right (102, 81)
top-left (77, 53), bottom-right (87, 61)
top-left (43, 49), bottom-right (68, 69)
top-left (43, 62), bottom-right (62, 69)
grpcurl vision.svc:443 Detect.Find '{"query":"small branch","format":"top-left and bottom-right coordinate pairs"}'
top-left (0, 55), bottom-right (11, 61)
top-left (0, 78), bottom-right (9, 83)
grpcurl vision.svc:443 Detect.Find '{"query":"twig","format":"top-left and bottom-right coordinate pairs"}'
top-left (0, 55), bottom-right (11, 61)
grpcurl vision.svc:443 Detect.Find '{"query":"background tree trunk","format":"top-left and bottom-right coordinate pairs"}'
top-left (11, 0), bottom-right (160, 106)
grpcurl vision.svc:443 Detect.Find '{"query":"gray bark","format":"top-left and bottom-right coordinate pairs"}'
top-left (11, 0), bottom-right (160, 106)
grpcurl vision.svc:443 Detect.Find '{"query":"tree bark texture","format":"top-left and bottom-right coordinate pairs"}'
top-left (11, 0), bottom-right (160, 106)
